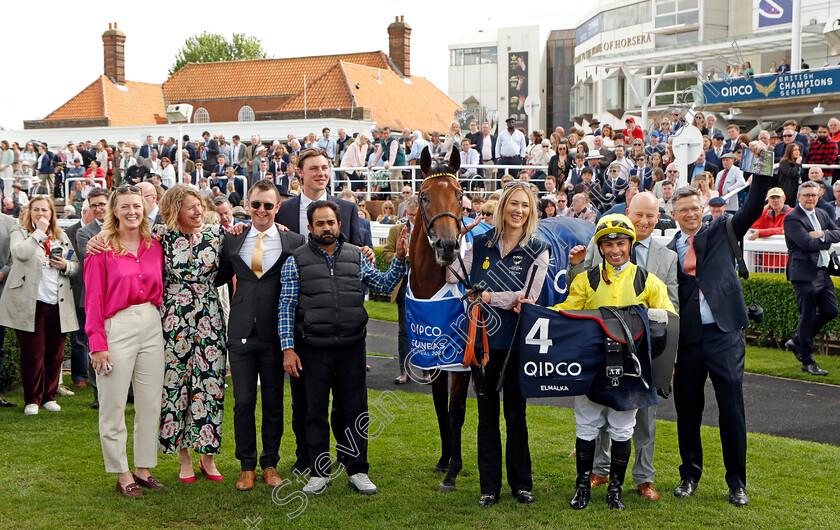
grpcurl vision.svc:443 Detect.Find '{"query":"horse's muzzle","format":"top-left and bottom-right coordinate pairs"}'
top-left (433, 238), bottom-right (459, 266)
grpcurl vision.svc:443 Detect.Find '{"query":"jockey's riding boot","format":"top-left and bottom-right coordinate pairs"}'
top-left (606, 439), bottom-right (631, 511)
top-left (570, 437), bottom-right (596, 510)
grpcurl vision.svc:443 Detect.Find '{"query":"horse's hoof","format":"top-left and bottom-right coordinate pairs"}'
top-left (433, 465), bottom-right (449, 474)
top-left (438, 483), bottom-right (457, 493)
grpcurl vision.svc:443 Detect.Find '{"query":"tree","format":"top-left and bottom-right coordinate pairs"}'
top-left (169, 32), bottom-right (268, 76)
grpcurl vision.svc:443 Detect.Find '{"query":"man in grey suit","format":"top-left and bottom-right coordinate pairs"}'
top-left (0, 212), bottom-right (16, 406)
top-left (74, 188), bottom-right (110, 408)
top-left (568, 192), bottom-right (679, 501)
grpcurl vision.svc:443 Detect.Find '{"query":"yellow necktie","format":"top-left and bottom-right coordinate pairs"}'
top-left (252, 232), bottom-right (265, 278)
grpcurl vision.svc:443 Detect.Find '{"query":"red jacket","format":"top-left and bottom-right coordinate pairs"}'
top-left (750, 206), bottom-right (790, 237)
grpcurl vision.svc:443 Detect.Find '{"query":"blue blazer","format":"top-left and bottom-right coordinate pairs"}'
top-left (668, 172), bottom-right (770, 345)
top-left (37, 151), bottom-right (54, 174)
top-left (274, 194), bottom-right (364, 246)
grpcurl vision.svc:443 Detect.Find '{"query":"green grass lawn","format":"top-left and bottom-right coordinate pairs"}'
top-left (1, 380), bottom-right (838, 529)
top-left (366, 300), bottom-right (840, 387)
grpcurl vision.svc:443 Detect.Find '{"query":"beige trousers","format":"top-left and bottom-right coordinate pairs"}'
top-left (97, 303), bottom-right (164, 474)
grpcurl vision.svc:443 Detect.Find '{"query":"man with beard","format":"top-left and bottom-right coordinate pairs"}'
top-left (807, 125), bottom-right (838, 182)
top-left (279, 199), bottom-right (408, 495)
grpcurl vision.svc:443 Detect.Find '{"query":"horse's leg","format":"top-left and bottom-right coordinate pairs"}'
top-left (431, 370), bottom-right (451, 473)
top-left (439, 371), bottom-right (470, 493)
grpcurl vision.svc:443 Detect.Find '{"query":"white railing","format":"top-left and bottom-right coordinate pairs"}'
top-left (329, 164), bottom-right (550, 198)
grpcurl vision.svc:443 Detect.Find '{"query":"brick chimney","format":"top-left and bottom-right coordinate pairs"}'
top-left (102, 22), bottom-right (126, 85)
top-left (388, 16), bottom-right (411, 77)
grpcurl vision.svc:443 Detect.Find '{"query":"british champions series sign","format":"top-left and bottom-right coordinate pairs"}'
top-left (702, 69), bottom-right (840, 104)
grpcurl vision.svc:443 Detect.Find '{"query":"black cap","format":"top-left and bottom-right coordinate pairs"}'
top-left (505, 116), bottom-right (516, 123)
top-left (709, 197), bottom-right (726, 206)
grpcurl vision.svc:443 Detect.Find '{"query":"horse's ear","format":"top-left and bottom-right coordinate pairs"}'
top-left (420, 146), bottom-right (431, 176)
top-left (449, 144), bottom-right (460, 172)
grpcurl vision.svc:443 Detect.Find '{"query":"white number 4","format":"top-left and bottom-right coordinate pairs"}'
top-left (525, 318), bottom-right (553, 354)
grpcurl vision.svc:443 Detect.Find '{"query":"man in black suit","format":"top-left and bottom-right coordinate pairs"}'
top-left (202, 131), bottom-right (219, 163)
top-left (667, 152), bottom-right (770, 507)
top-left (686, 152), bottom-right (719, 182)
top-left (211, 154), bottom-right (231, 180)
top-left (217, 179), bottom-right (305, 491)
top-left (273, 148), bottom-right (370, 473)
top-left (191, 160), bottom-right (211, 185)
top-left (783, 180), bottom-right (839, 376)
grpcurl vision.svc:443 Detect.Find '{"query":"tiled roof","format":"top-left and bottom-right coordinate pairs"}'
top-left (277, 61), bottom-right (461, 132)
top-left (41, 76), bottom-right (166, 126)
top-left (162, 51), bottom-right (391, 101)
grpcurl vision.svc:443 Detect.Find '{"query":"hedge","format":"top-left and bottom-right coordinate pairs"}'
top-left (741, 272), bottom-right (840, 354)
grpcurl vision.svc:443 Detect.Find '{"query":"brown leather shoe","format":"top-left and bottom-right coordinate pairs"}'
top-left (590, 474), bottom-right (609, 488)
top-left (262, 468), bottom-right (283, 487)
top-left (638, 482), bottom-right (660, 500)
top-left (117, 481), bottom-right (143, 498)
top-left (133, 474), bottom-right (166, 490)
top-left (73, 381), bottom-right (87, 388)
top-left (236, 471), bottom-right (257, 491)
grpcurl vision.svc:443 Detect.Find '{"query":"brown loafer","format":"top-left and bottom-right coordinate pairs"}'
top-left (133, 474), bottom-right (166, 490)
top-left (262, 467), bottom-right (283, 487)
top-left (638, 482), bottom-right (660, 500)
top-left (590, 473), bottom-right (609, 488)
top-left (236, 471), bottom-right (257, 491)
top-left (117, 481), bottom-right (143, 498)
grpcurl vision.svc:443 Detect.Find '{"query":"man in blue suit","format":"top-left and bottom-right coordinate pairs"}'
top-left (667, 146), bottom-right (770, 507)
top-left (783, 180), bottom-right (839, 376)
top-left (705, 130), bottom-right (728, 168)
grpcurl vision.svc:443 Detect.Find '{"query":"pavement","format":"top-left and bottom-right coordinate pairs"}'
top-left (365, 319), bottom-right (840, 447)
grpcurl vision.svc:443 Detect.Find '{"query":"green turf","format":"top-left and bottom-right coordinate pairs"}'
top-left (365, 300), bottom-right (398, 322)
top-left (1, 378), bottom-right (837, 529)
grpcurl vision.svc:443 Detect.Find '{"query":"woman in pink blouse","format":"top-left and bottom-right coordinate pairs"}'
top-left (84, 185), bottom-right (166, 498)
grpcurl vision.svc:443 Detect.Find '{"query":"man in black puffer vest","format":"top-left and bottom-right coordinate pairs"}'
top-left (279, 199), bottom-right (408, 496)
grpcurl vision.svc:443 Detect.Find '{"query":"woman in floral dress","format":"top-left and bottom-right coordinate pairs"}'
top-left (154, 184), bottom-right (227, 483)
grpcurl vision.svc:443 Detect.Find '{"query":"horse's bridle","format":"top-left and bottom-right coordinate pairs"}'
top-left (417, 172), bottom-right (463, 249)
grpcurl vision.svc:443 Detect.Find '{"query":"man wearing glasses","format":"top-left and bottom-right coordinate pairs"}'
top-left (715, 153), bottom-right (745, 214)
top-left (774, 127), bottom-right (808, 163)
top-left (652, 163), bottom-right (680, 199)
top-left (667, 153), bottom-right (771, 507)
top-left (397, 186), bottom-right (414, 218)
top-left (631, 154), bottom-right (653, 192)
top-left (784, 181), bottom-right (839, 377)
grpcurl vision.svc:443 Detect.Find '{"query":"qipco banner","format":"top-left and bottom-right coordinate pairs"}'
top-left (406, 289), bottom-right (468, 370)
top-left (518, 303), bottom-right (604, 398)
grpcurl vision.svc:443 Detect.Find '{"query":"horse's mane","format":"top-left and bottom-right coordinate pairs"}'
top-left (427, 161), bottom-right (457, 178)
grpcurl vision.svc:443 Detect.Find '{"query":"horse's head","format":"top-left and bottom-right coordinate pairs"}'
top-left (417, 146), bottom-right (463, 266)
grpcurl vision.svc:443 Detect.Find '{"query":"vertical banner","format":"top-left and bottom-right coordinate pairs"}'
top-left (758, 0), bottom-right (792, 28)
top-left (508, 52), bottom-right (529, 129)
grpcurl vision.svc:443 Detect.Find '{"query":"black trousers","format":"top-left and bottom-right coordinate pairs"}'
top-left (792, 270), bottom-right (839, 365)
top-left (298, 340), bottom-right (368, 478)
top-left (396, 281), bottom-right (409, 374)
top-left (674, 324), bottom-right (747, 489)
top-left (290, 363), bottom-right (347, 469)
top-left (229, 330), bottom-right (285, 471)
top-left (476, 348), bottom-right (532, 496)
top-left (497, 156), bottom-right (523, 177)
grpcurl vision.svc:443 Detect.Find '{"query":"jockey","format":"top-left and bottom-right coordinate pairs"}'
top-left (553, 213), bottom-right (674, 511)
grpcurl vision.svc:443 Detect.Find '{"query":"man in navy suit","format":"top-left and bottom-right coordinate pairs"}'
top-left (705, 130), bottom-right (729, 168)
top-left (667, 150), bottom-right (770, 507)
top-left (272, 148), bottom-right (369, 473)
top-left (783, 180), bottom-right (839, 376)
top-left (202, 131), bottom-right (219, 162)
top-left (138, 135), bottom-right (154, 159)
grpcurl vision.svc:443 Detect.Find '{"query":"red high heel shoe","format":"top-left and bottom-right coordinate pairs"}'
top-left (179, 467), bottom-right (196, 484)
top-left (199, 458), bottom-right (223, 482)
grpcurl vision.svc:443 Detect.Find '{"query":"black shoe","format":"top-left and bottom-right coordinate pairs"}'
top-left (478, 494), bottom-right (498, 507)
top-left (785, 339), bottom-right (804, 362)
top-left (729, 487), bottom-right (749, 506)
top-left (606, 483), bottom-right (625, 510)
top-left (802, 363), bottom-right (828, 376)
top-left (0, 396), bottom-right (17, 407)
top-left (91, 400), bottom-right (99, 410)
top-left (570, 482), bottom-right (591, 510)
top-left (514, 490), bottom-right (535, 504)
top-left (674, 479), bottom-right (698, 497)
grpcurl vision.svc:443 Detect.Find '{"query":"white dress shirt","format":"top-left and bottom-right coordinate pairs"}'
top-left (299, 191), bottom-right (328, 239)
top-left (238, 223), bottom-right (283, 273)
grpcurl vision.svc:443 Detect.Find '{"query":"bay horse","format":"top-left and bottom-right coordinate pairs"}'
top-left (408, 146), bottom-right (472, 493)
